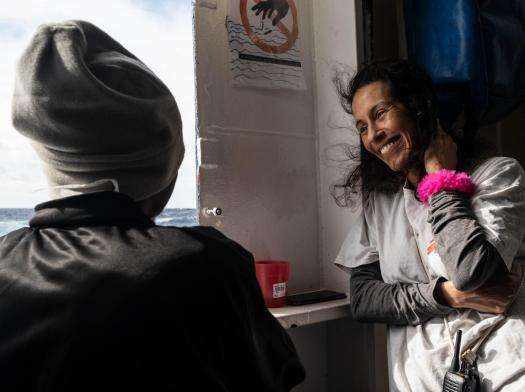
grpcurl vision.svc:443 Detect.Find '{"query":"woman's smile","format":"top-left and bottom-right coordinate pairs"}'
top-left (378, 134), bottom-right (402, 156)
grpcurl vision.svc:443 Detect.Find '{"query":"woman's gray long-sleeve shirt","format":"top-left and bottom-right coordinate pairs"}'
top-left (349, 190), bottom-right (508, 326)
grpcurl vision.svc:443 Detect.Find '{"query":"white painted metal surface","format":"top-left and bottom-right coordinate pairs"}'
top-left (270, 297), bottom-right (351, 329)
top-left (313, 0), bottom-right (361, 293)
top-left (194, 0), bottom-right (319, 293)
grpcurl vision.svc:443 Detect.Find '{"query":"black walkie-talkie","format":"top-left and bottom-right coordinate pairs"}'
top-left (442, 330), bottom-right (480, 392)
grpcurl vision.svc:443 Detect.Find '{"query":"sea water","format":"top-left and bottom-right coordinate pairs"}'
top-left (0, 208), bottom-right (198, 237)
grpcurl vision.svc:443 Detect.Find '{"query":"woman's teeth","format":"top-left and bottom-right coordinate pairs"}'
top-left (379, 138), bottom-right (400, 155)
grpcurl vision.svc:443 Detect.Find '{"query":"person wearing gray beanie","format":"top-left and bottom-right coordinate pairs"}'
top-left (12, 20), bottom-right (184, 208)
top-left (1, 20), bottom-right (305, 392)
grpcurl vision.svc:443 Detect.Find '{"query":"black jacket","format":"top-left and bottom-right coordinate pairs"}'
top-left (0, 192), bottom-right (304, 391)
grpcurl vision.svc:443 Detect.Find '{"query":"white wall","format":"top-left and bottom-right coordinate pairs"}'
top-left (313, 0), bottom-right (360, 293)
top-left (195, 0), bottom-right (319, 293)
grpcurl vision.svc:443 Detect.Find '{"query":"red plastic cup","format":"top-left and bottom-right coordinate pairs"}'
top-left (255, 260), bottom-right (290, 308)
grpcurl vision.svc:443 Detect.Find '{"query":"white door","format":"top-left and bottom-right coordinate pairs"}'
top-left (194, 0), bottom-right (319, 293)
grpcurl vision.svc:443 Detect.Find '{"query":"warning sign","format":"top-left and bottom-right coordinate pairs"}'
top-left (227, 0), bottom-right (306, 90)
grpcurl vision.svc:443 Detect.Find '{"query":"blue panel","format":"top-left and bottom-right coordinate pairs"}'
top-left (404, 0), bottom-right (488, 125)
top-left (404, 0), bottom-right (481, 83)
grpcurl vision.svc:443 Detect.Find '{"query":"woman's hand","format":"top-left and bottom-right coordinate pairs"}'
top-left (424, 126), bottom-right (458, 173)
top-left (438, 265), bottom-right (523, 314)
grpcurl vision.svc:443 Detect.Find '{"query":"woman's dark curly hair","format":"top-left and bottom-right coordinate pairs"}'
top-left (331, 59), bottom-right (488, 207)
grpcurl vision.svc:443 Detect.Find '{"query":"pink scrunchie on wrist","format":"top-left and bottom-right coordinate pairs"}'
top-left (417, 169), bottom-right (476, 205)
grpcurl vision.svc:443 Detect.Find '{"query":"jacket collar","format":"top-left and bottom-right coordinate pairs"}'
top-left (29, 191), bottom-right (154, 228)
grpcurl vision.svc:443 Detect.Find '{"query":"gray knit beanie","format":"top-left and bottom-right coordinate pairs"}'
top-left (12, 20), bottom-right (184, 201)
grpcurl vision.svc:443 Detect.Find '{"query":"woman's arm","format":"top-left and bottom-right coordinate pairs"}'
top-left (427, 190), bottom-right (523, 313)
top-left (423, 133), bottom-right (523, 292)
top-left (349, 261), bottom-right (452, 326)
top-left (350, 260), bottom-right (521, 325)
top-left (428, 190), bottom-right (508, 292)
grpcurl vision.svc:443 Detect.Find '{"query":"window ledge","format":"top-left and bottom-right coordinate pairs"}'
top-left (270, 296), bottom-right (351, 329)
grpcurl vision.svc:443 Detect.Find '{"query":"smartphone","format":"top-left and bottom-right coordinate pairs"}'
top-left (286, 290), bottom-right (347, 306)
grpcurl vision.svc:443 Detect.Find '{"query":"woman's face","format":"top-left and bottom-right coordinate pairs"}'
top-left (352, 81), bottom-right (417, 172)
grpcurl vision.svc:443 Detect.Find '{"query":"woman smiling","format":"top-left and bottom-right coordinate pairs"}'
top-left (334, 60), bottom-right (525, 391)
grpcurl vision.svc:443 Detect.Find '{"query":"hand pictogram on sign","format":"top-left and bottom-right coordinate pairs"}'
top-left (251, 0), bottom-right (290, 26)
top-left (240, 0), bottom-right (298, 54)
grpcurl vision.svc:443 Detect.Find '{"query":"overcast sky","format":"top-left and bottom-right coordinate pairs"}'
top-left (0, 0), bottom-right (196, 208)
